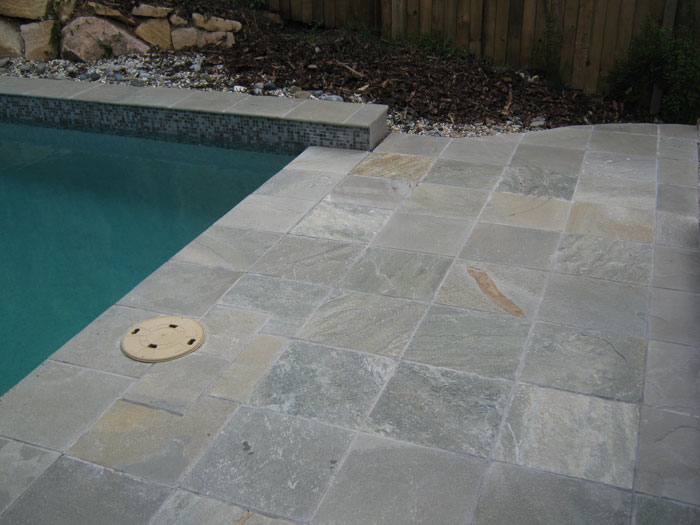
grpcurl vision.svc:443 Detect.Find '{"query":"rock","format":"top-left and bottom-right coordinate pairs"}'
top-left (0, 0), bottom-right (49, 20)
top-left (293, 90), bottom-right (311, 99)
top-left (191, 13), bottom-right (241, 33)
top-left (231, 85), bottom-right (246, 92)
top-left (0, 18), bottom-right (22, 58)
top-left (35, 62), bottom-right (46, 73)
top-left (58, 0), bottom-right (77, 24)
top-left (20, 20), bottom-right (57, 60)
top-left (171, 27), bottom-right (196, 51)
top-left (252, 87), bottom-right (262, 95)
top-left (87, 2), bottom-right (135, 26)
top-left (289, 86), bottom-right (301, 94)
top-left (130, 79), bottom-right (145, 87)
top-left (191, 62), bottom-right (201, 72)
top-left (169, 14), bottom-right (187, 27)
top-left (61, 17), bottom-right (150, 62)
top-left (135, 18), bottom-right (171, 49)
top-left (309, 90), bottom-right (324, 97)
top-left (19, 64), bottom-right (31, 72)
top-left (530, 117), bottom-right (546, 128)
top-left (113, 73), bottom-right (122, 81)
top-left (0, 58), bottom-right (9, 67)
top-left (131, 4), bottom-right (172, 18)
top-left (87, 72), bottom-right (100, 80)
top-left (195, 30), bottom-right (234, 49)
top-left (319, 94), bottom-right (344, 102)
top-left (263, 81), bottom-right (276, 90)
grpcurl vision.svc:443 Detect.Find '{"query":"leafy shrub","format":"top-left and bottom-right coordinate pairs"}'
top-left (607, 14), bottom-right (700, 123)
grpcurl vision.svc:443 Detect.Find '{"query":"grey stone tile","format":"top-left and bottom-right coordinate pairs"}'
top-left (224, 94), bottom-right (302, 117)
top-left (182, 407), bottom-right (353, 522)
top-left (649, 287), bottom-right (700, 346)
top-left (521, 322), bottom-right (646, 401)
top-left (424, 159), bottom-right (504, 189)
top-left (660, 137), bottom-right (698, 161)
top-left (658, 157), bottom-right (699, 187)
top-left (208, 335), bottom-right (288, 402)
top-left (659, 124), bottom-right (697, 139)
top-left (72, 83), bottom-right (141, 103)
top-left (285, 147), bottom-right (366, 174)
top-left (656, 211), bottom-right (700, 250)
top-left (121, 86), bottom-right (191, 107)
top-left (658, 183), bottom-right (698, 216)
top-left (494, 384), bottom-right (639, 488)
top-left (635, 494), bottom-right (700, 525)
top-left (173, 226), bottom-right (281, 271)
top-left (0, 457), bottom-right (170, 525)
top-left (124, 353), bottom-right (227, 414)
top-left (654, 245), bottom-right (700, 293)
top-left (441, 136), bottom-right (519, 165)
top-left (590, 130), bottom-right (658, 156)
top-left (461, 222), bottom-right (560, 270)
top-left (520, 127), bottom-right (592, 149)
top-left (637, 406), bottom-right (700, 505)
top-left (374, 132), bottom-right (450, 157)
top-left (645, 340), bottom-right (700, 417)
top-left (554, 234), bottom-right (652, 285)
top-left (497, 166), bottom-right (578, 200)
top-left (595, 123), bottom-right (658, 135)
top-left (581, 151), bottom-right (657, 181)
top-left (313, 435), bottom-right (486, 525)
top-left (566, 202), bottom-right (654, 243)
top-left (170, 89), bottom-right (245, 112)
top-left (50, 305), bottom-right (152, 377)
top-left (68, 397), bottom-right (236, 485)
top-left (351, 152), bottom-right (434, 181)
top-left (374, 212), bottom-right (472, 256)
top-left (220, 274), bottom-right (328, 337)
top-left (151, 489), bottom-right (292, 525)
top-left (250, 341), bottom-right (394, 428)
top-left (575, 175), bottom-right (656, 210)
top-left (0, 361), bottom-right (131, 451)
top-left (399, 183), bottom-right (490, 218)
top-left (510, 144), bottom-right (584, 174)
top-left (406, 305), bottom-right (530, 379)
top-left (540, 273), bottom-right (648, 337)
top-left (341, 247), bottom-right (452, 301)
top-left (437, 260), bottom-right (547, 318)
top-left (0, 438), bottom-right (60, 514)
top-left (0, 75), bottom-right (49, 95)
top-left (285, 99), bottom-right (361, 123)
top-left (324, 175), bottom-right (413, 209)
top-left (198, 305), bottom-right (268, 360)
top-left (365, 362), bottom-right (511, 456)
top-left (291, 202), bottom-right (392, 243)
top-left (216, 195), bottom-right (315, 233)
top-left (23, 78), bottom-right (95, 99)
top-left (252, 236), bottom-right (363, 285)
top-left (481, 192), bottom-right (570, 231)
top-left (299, 290), bottom-right (426, 357)
top-left (118, 261), bottom-right (242, 317)
top-left (474, 462), bottom-right (631, 525)
top-left (255, 168), bottom-right (345, 201)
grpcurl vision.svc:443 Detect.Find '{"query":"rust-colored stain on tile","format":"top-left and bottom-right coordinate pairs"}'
top-left (467, 266), bottom-right (526, 318)
top-left (351, 152), bottom-right (433, 181)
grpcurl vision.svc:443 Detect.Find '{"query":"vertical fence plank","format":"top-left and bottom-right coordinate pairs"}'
top-left (559, 0), bottom-right (580, 86)
top-left (323, 0), bottom-right (335, 26)
top-left (407, 0), bottom-right (421, 37)
top-left (456, 0), bottom-right (471, 48)
top-left (508, 0), bottom-right (524, 67)
top-left (312, 0), bottom-right (323, 23)
top-left (494, 0), bottom-right (510, 64)
top-left (571, 0), bottom-right (595, 89)
top-left (598, 0), bottom-right (622, 91)
top-left (633, 0), bottom-right (652, 37)
top-left (392, 0), bottom-right (406, 38)
top-left (470, 0), bottom-right (483, 54)
top-left (291, 0), bottom-right (302, 20)
top-left (279, 0), bottom-right (291, 18)
top-left (301, 0), bottom-right (313, 23)
top-left (420, 0), bottom-right (432, 34)
top-left (381, 0), bottom-right (392, 35)
top-left (584, 0), bottom-right (607, 92)
top-left (616, 0), bottom-right (637, 61)
top-left (432, 0), bottom-right (446, 38)
top-left (268, 0), bottom-right (280, 12)
top-left (445, 0), bottom-right (458, 42)
top-left (336, 0), bottom-right (349, 25)
top-left (520, 0), bottom-right (537, 67)
top-left (483, 0), bottom-right (498, 58)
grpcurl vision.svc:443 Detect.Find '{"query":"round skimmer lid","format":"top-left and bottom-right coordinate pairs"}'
top-left (121, 316), bottom-right (205, 362)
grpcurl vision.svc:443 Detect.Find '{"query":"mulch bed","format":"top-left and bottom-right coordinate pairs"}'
top-left (100, 0), bottom-right (646, 130)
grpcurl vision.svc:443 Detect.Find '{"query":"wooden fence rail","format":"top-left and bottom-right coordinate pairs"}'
top-left (266, 0), bottom-right (699, 94)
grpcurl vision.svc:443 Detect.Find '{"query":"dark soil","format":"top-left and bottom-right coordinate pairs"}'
top-left (96, 1), bottom-right (645, 131)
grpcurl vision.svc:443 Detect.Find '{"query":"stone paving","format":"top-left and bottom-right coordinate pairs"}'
top-left (0, 123), bottom-right (699, 524)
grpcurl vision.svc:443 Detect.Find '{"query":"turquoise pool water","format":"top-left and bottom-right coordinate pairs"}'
top-left (0, 123), bottom-right (294, 395)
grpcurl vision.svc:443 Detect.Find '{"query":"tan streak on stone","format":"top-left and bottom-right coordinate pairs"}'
top-left (467, 266), bottom-right (526, 318)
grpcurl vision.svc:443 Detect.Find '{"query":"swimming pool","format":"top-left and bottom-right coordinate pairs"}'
top-left (0, 122), bottom-right (294, 395)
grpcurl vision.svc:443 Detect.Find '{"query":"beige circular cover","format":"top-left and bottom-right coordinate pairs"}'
top-left (121, 316), bottom-right (205, 362)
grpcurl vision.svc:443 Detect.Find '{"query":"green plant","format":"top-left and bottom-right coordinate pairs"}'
top-left (96, 38), bottom-right (113, 59)
top-left (531, 0), bottom-right (563, 87)
top-left (607, 11), bottom-right (700, 123)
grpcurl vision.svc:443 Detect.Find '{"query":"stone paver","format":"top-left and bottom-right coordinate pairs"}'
top-left (216, 194), bottom-right (314, 233)
top-left (0, 438), bottom-right (59, 514)
top-left (566, 202), bottom-right (654, 242)
top-left (351, 152), bottom-right (433, 181)
top-left (291, 202), bottom-right (392, 243)
top-left (644, 341), bottom-right (700, 416)
top-left (658, 157), bottom-right (698, 186)
top-left (374, 212), bottom-right (472, 256)
top-left (635, 495), bottom-right (700, 525)
top-left (197, 305), bottom-right (268, 360)
top-left (653, 245), bottom-right (700, 293)
top-left (473, 462), bottom-right (632, 525)
top-left (441, 135), bottom-right (518, 165)
top-left (497, 166), bottom-right (578, 199)
top-left (374, 132), bottom-right (450, 157)
top-left (424, 159), bottom-right (503, 189)
top-left (655, 211), bottom-right (700, 250)
top-left (649, 287), bottom-right (700, 346)
top-left (481, 192), bottom-right (570, 231)
top-left (182, 407), bottom-right (353, 522)
top-left (255, 168), bottom-right (345, 201)
top-left (574, 175), bottom-right (656, 210)
top-left (510, 143), bottom-right (584, 174)
top-left (399, 182), bottom-right (489, 218)
top-left (589, 130), bottom-right (658, 156)
top-left (313, 435), bottom-right (486, 524)
top-left (581, 151), bottom-right (657, 181)
top-left (324, 175), bottom-right (413, 209)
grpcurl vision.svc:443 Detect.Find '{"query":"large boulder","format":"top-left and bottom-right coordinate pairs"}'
top-left (192, 13), bottom-right (241, 33)
top-left (0, 18), bottom-right (23, 57)
top-left (58, 0), bottom-right (77, 24)
top-left (86, 2), bottom-right (135, 26)
top-left (171, 27), bottom-right (195, 51)
top-left (135, 18), bottom-right (171, 49)
top-left (0, 0), bottom-right (49, 20)
top-left (61, 17), bottom-right (149, 62)
top-left (131, 4), bottom-right (172, 18)
top-left (20, 20), bottom-right (57, 59)
top-left (196, 30), bottom-right (234, 48)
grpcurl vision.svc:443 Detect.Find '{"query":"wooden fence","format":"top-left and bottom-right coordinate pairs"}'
top-left (265, 0), bottom-right (699, 94)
